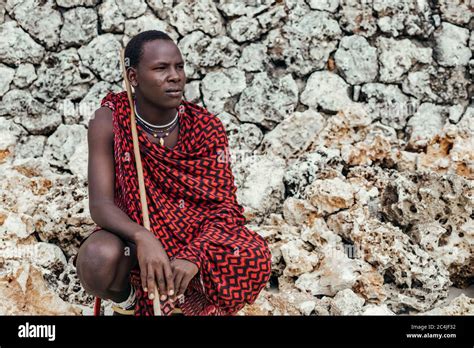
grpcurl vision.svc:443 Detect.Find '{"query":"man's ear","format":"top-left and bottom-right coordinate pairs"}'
top-left (127, 67), bottom-right (138, 87)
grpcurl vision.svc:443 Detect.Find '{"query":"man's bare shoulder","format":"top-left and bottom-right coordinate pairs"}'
top-left (88, 107), bottom-right (113, 140)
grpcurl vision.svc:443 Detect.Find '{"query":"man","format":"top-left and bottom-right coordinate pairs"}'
top-left (74, 30), bottom-right (272, 316)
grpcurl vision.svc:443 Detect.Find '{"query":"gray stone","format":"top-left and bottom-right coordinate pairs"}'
top-left (238, 43), bottom-right (269, 72)
top-left (44, 125), bottom-right (88, 179)
top-left (361, 83), bottom-right (418, 130)
top-left (6, 0), bottom-right (62, 49)
top-left (115, 0), bottom-right (147, 19)
top-left (256, 4), bottom-right (287, 32)
top-left (201, 68), bottom-right (246, 115)
top-left (307, 0), bottom-right (339, 13)
top-left (13, 63), bottom-right (36, 89)
top-left (98, 0), bottom-right (125, 33)
top-left (0, 90), bottom-right (62, 135)
top-left (145, 0), bottom-right (174, 20)
top-left (261, 109), bottom-right (325, 159)
top-left (235, 154), bottom-right (285, 216)
top-left (228, 123), bottom-right (263, 152)
top-left (265, 10), bottom-right (341, 76)
top-left (373, 0), bottom-right (434, 38)
top-left (123, 12), bottom-right (179, 44)
top-left (300, 71), bottom-right (352, 113)
top-left (0, 22), bottom-right (45, 66)
top-left (14, 136), bottom-right (47, 160)
top-left (216, 0), bottom-right (274, 17)
top-left (406, 103), bottom-right (448, 150)
top-left (235, 72), bottom-right (299, 130)
top-left (56, 0), bottom-right (99, 7)
top-left (0, 64), bottom-right (15, 97)
top-left (339, 0), bottom-right (377, 37)
top-left (60, 7), bottom-right (98, 47)
top-left (334, 35), bottom-right (378, 85)
top-left (227, 16), bottom-right (263, 43)
top-left (377, 37), bottom-right (432, 83)
top-left (184, 80), bottom-right (201, 104)
top-left (178, 31), bottom-right (240, 79)
top-left (434, 23), bottom-right (471, 67)
top-left (32, 48), bottom-right (95, 104)
top-left (438, 0), bottom-right (473, 25)
top-left (78, 34), bottom-right (122, 83)
top-left (331, 289), bottom-right (365, 315)
top-left (170, 0), bottom-right (224, 37)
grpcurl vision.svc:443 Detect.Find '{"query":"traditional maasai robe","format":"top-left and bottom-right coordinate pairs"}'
top-left (91, 91), bottom-right (271, 316)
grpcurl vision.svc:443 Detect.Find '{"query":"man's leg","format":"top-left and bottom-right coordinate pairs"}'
top-left (75, 229), bottom-right (137, 303)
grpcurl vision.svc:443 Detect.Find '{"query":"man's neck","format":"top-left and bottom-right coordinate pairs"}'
top-left (134, 93), bottom-right (177, 126)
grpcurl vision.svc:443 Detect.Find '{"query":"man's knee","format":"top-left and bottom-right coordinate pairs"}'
top-left (76, 231), bottom-right (125, 291)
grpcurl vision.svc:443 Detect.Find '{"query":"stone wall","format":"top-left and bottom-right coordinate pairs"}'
top-left (0, 0), bottom-right (472, 315)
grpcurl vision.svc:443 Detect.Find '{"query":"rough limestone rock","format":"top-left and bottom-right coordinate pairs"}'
top-left (170, 0), bottom-right (224, 37)
top-left (178, 31), bottom-right (240, 79)
top-left (43, 125), bottom-right (88, 179)
top-left (0, 21), bottom-right (45, 65)
top-left (380, 171), bottom-right (473, 287)
top-left (438, 0), bottom-right (473, 25)
top-left (60, 7), bottom-right (99, 47)
top-left (201, 68), bottom-right (246, 115)
top-left (78, 34), bottom-right (122, 83)
top-left (0, 64), bottom-right (15, 97)
top-left (280, 239), bottom-right (319, 277)
top-left (330, 289), bottom-right (365, 315)
top-left (32, 49), bottom-right (95, 104)
top-left (1, 0), bottom-right (472, 315)
top-left (377, 37), bottom-right (432, 83)
top-left (422, 294), bottom-right (474, 315)
top-left (0, 90), bottom-right (62, 135)
top-left (260, 109), bottom-right (325, 159)
top-left (13, 63), bottom-right (37, 89)
top-left (295, 248), bottom-right (358, 297)
top-left (6, 0), bottom-right (62, 49)
top-left (238, 43), bottom-right (269, 72)
top-left (305, 177), bottom-right (355, 216)
top-left (373, 0), bottom-right (434, 38)
top-left (0, 263), bottom-right (81, 315)
top-left (406, 103), bottom-right (448, 150)
top-left (433, 22), bottom-right (472, 67)
top-left (235, 72), bottom-right (298, 130)
top-left (339, 0), bottom-right (377, 37)
top-left (235, 155), bottom-right (286, 218)
top-left (265, 9), bottom-right (341, 76)
top-left (335, 35), bottom-right (378, 85)
top-left (361, 83), bottom-right (418, 130)
top-left (300, 71), bottom-right (352, 113)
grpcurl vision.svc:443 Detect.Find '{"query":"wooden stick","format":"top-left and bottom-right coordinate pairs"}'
top-left (120, 48), bottom-right (162, 316)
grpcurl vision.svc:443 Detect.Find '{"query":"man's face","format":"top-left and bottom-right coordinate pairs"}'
top-left (133, 39), bottom-right (186, 109)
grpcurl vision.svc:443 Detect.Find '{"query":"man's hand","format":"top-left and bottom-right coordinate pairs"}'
top-left (135, 231), bottom-right (175, 302)
top-left (170, 259), bottom-right (199, 302)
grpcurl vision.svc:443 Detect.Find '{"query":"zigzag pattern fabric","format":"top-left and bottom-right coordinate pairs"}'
top-left (95, 91), bottom-right (272, 316)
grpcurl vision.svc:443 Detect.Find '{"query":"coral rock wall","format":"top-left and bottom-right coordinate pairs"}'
top-left (0, 0), bottom-right (472, 315)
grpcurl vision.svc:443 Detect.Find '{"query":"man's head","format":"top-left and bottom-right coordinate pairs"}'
top-left (124, 30), bottom-right (186, 110)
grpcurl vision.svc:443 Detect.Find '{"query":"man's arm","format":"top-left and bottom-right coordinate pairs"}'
top-left (87, 107), bottom-right (145, 244)
top-left (88, 106), bottom-right (175, 299)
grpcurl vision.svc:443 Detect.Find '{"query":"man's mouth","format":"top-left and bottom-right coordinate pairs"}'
top-left (165, 89), bottom-right (182, 98)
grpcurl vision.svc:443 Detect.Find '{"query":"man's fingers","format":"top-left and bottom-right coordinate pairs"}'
top-left (178, 274), bottom-right (190, 299)
top-left (146, 263), bottom-right (157, 300)
top-left (155, 265), bottom-right (167, 300)
top-left (174, 270), bottom-right (184, 299)
top-left (140, 260), bottom-right (148, 293)
top-left (163, 262), bottom-right (174, 297)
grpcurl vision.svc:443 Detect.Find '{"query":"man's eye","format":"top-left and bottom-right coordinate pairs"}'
top-left (154, 67), bottom-right (165, 70)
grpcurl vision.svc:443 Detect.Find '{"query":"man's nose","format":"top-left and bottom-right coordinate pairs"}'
top-left (168, 67), bottom-right (180, 81)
